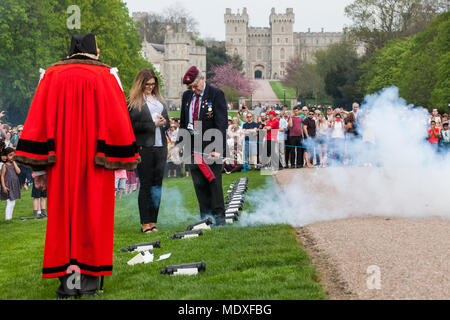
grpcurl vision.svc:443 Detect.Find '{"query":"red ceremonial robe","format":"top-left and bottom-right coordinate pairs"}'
top-left (15, 58), bottom-right (140, 279)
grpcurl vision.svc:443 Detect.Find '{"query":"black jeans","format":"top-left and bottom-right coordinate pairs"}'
top-left (188, 162), bottom-right (225, 223)
top-left (286, 136), bottom-right (304, 168)
top-left (136, 146), bottom-right (167, 224)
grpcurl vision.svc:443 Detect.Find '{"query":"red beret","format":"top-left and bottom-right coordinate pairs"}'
top-left (183, 66), bottom-right (199, 85)
top-left (267, 110), bottom-right (276, 116)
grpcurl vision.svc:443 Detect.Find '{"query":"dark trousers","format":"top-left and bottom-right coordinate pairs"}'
top-left (286, 136), bottom-right (304, 168)
top-left (188, 162), bottom-right (225, 223)
top-left (136, 146), bottom-right (167, 224)
top-left (56, 273), bottom-right (99, 298)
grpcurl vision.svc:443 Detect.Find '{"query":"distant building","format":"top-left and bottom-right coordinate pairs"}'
top-left (133, 13), bottom-right (206, 107)
top-left (225, 8), bottom-right (358, 80)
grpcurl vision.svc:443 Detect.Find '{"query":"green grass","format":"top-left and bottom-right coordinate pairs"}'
top-left (0, 171), bottom-right (326, 300)
top-left (269, 81), bottom-right (297, 108)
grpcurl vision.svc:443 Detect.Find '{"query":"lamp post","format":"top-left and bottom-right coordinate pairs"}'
top-left (283, 88), bottom-right (286, 106)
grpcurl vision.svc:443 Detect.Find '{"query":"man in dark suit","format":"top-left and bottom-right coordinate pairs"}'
top-left (178, 66), bottom-right (228, 226)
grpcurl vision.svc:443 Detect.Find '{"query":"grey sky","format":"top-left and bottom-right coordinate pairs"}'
top-left (124, 0), bottom-right (355, 41)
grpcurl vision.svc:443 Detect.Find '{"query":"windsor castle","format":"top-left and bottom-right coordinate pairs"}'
top-left (134, 8), bottom-right (359, 105)
top-left (225, 8), bottom-right (358, 80)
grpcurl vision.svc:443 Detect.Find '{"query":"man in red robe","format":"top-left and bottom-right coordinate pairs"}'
top-left (15, 34), bottom-right (140, 298)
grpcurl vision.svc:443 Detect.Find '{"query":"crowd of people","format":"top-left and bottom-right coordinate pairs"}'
top-left (222, 103), bottom-right (450, 172)
top-left (0, 113), bottom-right (46, 221)
top-left (2, 103), bottom-right (450, 221)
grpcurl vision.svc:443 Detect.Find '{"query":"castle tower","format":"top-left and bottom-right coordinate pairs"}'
top-left (224, 8), bottom-right (249, 75)
top-left (164, 30), bottom-right (191, 104)
top-left (270, 8), bottom-right (295, 79)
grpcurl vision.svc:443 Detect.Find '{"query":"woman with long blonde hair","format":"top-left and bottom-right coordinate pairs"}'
top-left (128, 68), bottom-right (170, 234)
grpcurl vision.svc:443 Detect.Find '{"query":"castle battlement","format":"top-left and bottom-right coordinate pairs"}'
top-left (269, 8), bottom-right (295, 24)
top-left (224, 8), bottom-right (249, 23)
top-left (225, 8), bottom-right (344, 80)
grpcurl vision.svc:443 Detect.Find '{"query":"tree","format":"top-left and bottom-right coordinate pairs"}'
top-left (359, 11), bottom-right (449, 112)
top-left (206, 44), bottom-right (244, 79)
top-left (344, 0), bottom-right (446, 54)
top-left (134, 3), bottom-right (199, 44)
top-left (282, 56), bottom-right (327, 102)
top-left (314, 41), bottom-right (363, 108)
top-left (206, 45), bottom-right (230, 79)
top-left (209, 62), bottom-right (256, 102)
top-left (0, 0), bottom-right (153, 124)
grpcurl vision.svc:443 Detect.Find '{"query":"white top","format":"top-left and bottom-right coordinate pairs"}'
top-left (278, 118), bottom-right (288, 141)
top-left (331, 121), bottom-right (345, 139)
top-left (144, 94), bottom-right (164, 147)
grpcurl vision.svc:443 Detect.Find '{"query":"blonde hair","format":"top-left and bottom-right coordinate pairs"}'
top-left (128, 68), bottom-right (167, 111)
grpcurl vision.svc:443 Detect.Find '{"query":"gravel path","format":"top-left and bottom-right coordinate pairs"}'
top-left (275, 168), bottom-right (450, 300)
top-left (251, 79), bottom-right (281, 105)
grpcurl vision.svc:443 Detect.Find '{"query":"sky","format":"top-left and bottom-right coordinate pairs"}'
top-left (123, 0), bottom-right (355, 41)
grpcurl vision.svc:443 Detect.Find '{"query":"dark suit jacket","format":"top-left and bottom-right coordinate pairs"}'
top-left (128, 101), bottom-right (170, 148)
top-left (179, 83), bottom-right (228, 155)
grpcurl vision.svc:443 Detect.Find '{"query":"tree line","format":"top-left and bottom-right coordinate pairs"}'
top-left (283, 0), bottom-right (448, 112)
top-left (0, 0), bottom-right (153, 125)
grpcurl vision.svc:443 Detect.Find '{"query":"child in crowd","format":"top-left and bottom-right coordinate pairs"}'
top-left (1, 147), bottom-right (21, 220)
top-left (31, 171), bottom-right (47, 218)
top-left (115, 169), bottom-right (127, 199)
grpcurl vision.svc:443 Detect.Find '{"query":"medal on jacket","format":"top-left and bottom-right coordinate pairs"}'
top-left (206, 102), bottom-right (214, 118)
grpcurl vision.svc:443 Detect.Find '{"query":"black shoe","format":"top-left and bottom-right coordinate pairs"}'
top-left (212, 215), bottom-right (226, 227)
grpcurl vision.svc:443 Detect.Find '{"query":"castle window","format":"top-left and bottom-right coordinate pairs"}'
top-left (234, 48), bottom-right (238, 56)
top-left (239, 38), bottom-right (242, 43)
top-left (280, 48), bottom-right (285, 60)
top-left (277, 38), bottom-right (280, 43)
top-left (230, 38), bottom-right (233, 43)
top-left (235, 26), bottom-right (237, 33)
top-left (257, 48), bottom-right (262, 60)
top-left (281, 26), bottom-right (284, 33)
top-left (285, 38), bottom-right (288, 43)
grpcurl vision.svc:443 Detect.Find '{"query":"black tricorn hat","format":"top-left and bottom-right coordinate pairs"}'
top-left (68, 33), bottom-right (98, 56)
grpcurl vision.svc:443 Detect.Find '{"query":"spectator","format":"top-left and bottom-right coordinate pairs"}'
top-left (277, 111), bottom-right (288, 169)
top-left (316, 112), bottom-right (329, 167)
top-left (300, 106), bottom-right (308, 120)
top-left (1, 147), bottom-right (21, 221)
top-left (431, 108), bottom-right (441, 128)
top-left (351, 102), bottom-right (360, 122)
top-left (166, 141), bottom-right (183, 178)
top-left (330, 113), bottom-right (345, 166)
top-left (263, 110), bottom-right (279, 169)
top-left (286, 106), bottom-right (304, 169)
top-left (325, 107), bottom-right (334, 122)
top-left (439, 122), bottom-right (450, 154)
top-left (242, 112), bottom-right (258, 170)
top-left (345, 112), bottom-right (359, 166)
top-left (303, 110), bottom-right (317, 168)
top-left (428, 120), bottom-right (440, 151)
top-left (31, 172), bottom-right (47, 218)
top-left (114, 169), bottom-right (127, 200)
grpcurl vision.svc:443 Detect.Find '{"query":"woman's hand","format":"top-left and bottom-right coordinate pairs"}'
top-left (155, 114), bottom-right (166, 127)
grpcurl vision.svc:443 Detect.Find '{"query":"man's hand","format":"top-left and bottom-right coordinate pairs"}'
top-left (0, 110), bottom-right (5, 118)
top-left (208, 152), bottom-right (221, 160)
top-left (34, 174), bottom-right (47, 191)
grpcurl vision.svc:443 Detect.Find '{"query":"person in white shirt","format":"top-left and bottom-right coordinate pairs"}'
top-left (277, 111), bottom-right (288, 169)
top-left (330, 113), bottom-right (345, 166)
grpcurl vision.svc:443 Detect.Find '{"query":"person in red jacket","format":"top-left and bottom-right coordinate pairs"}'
top-left (15, 34), bottom-right (140, 298)
top-left (263, 110), bottom-right (279, 169)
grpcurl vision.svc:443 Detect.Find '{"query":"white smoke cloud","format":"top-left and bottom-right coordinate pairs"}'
top-left (239, 87), bottom-right (450, 227)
